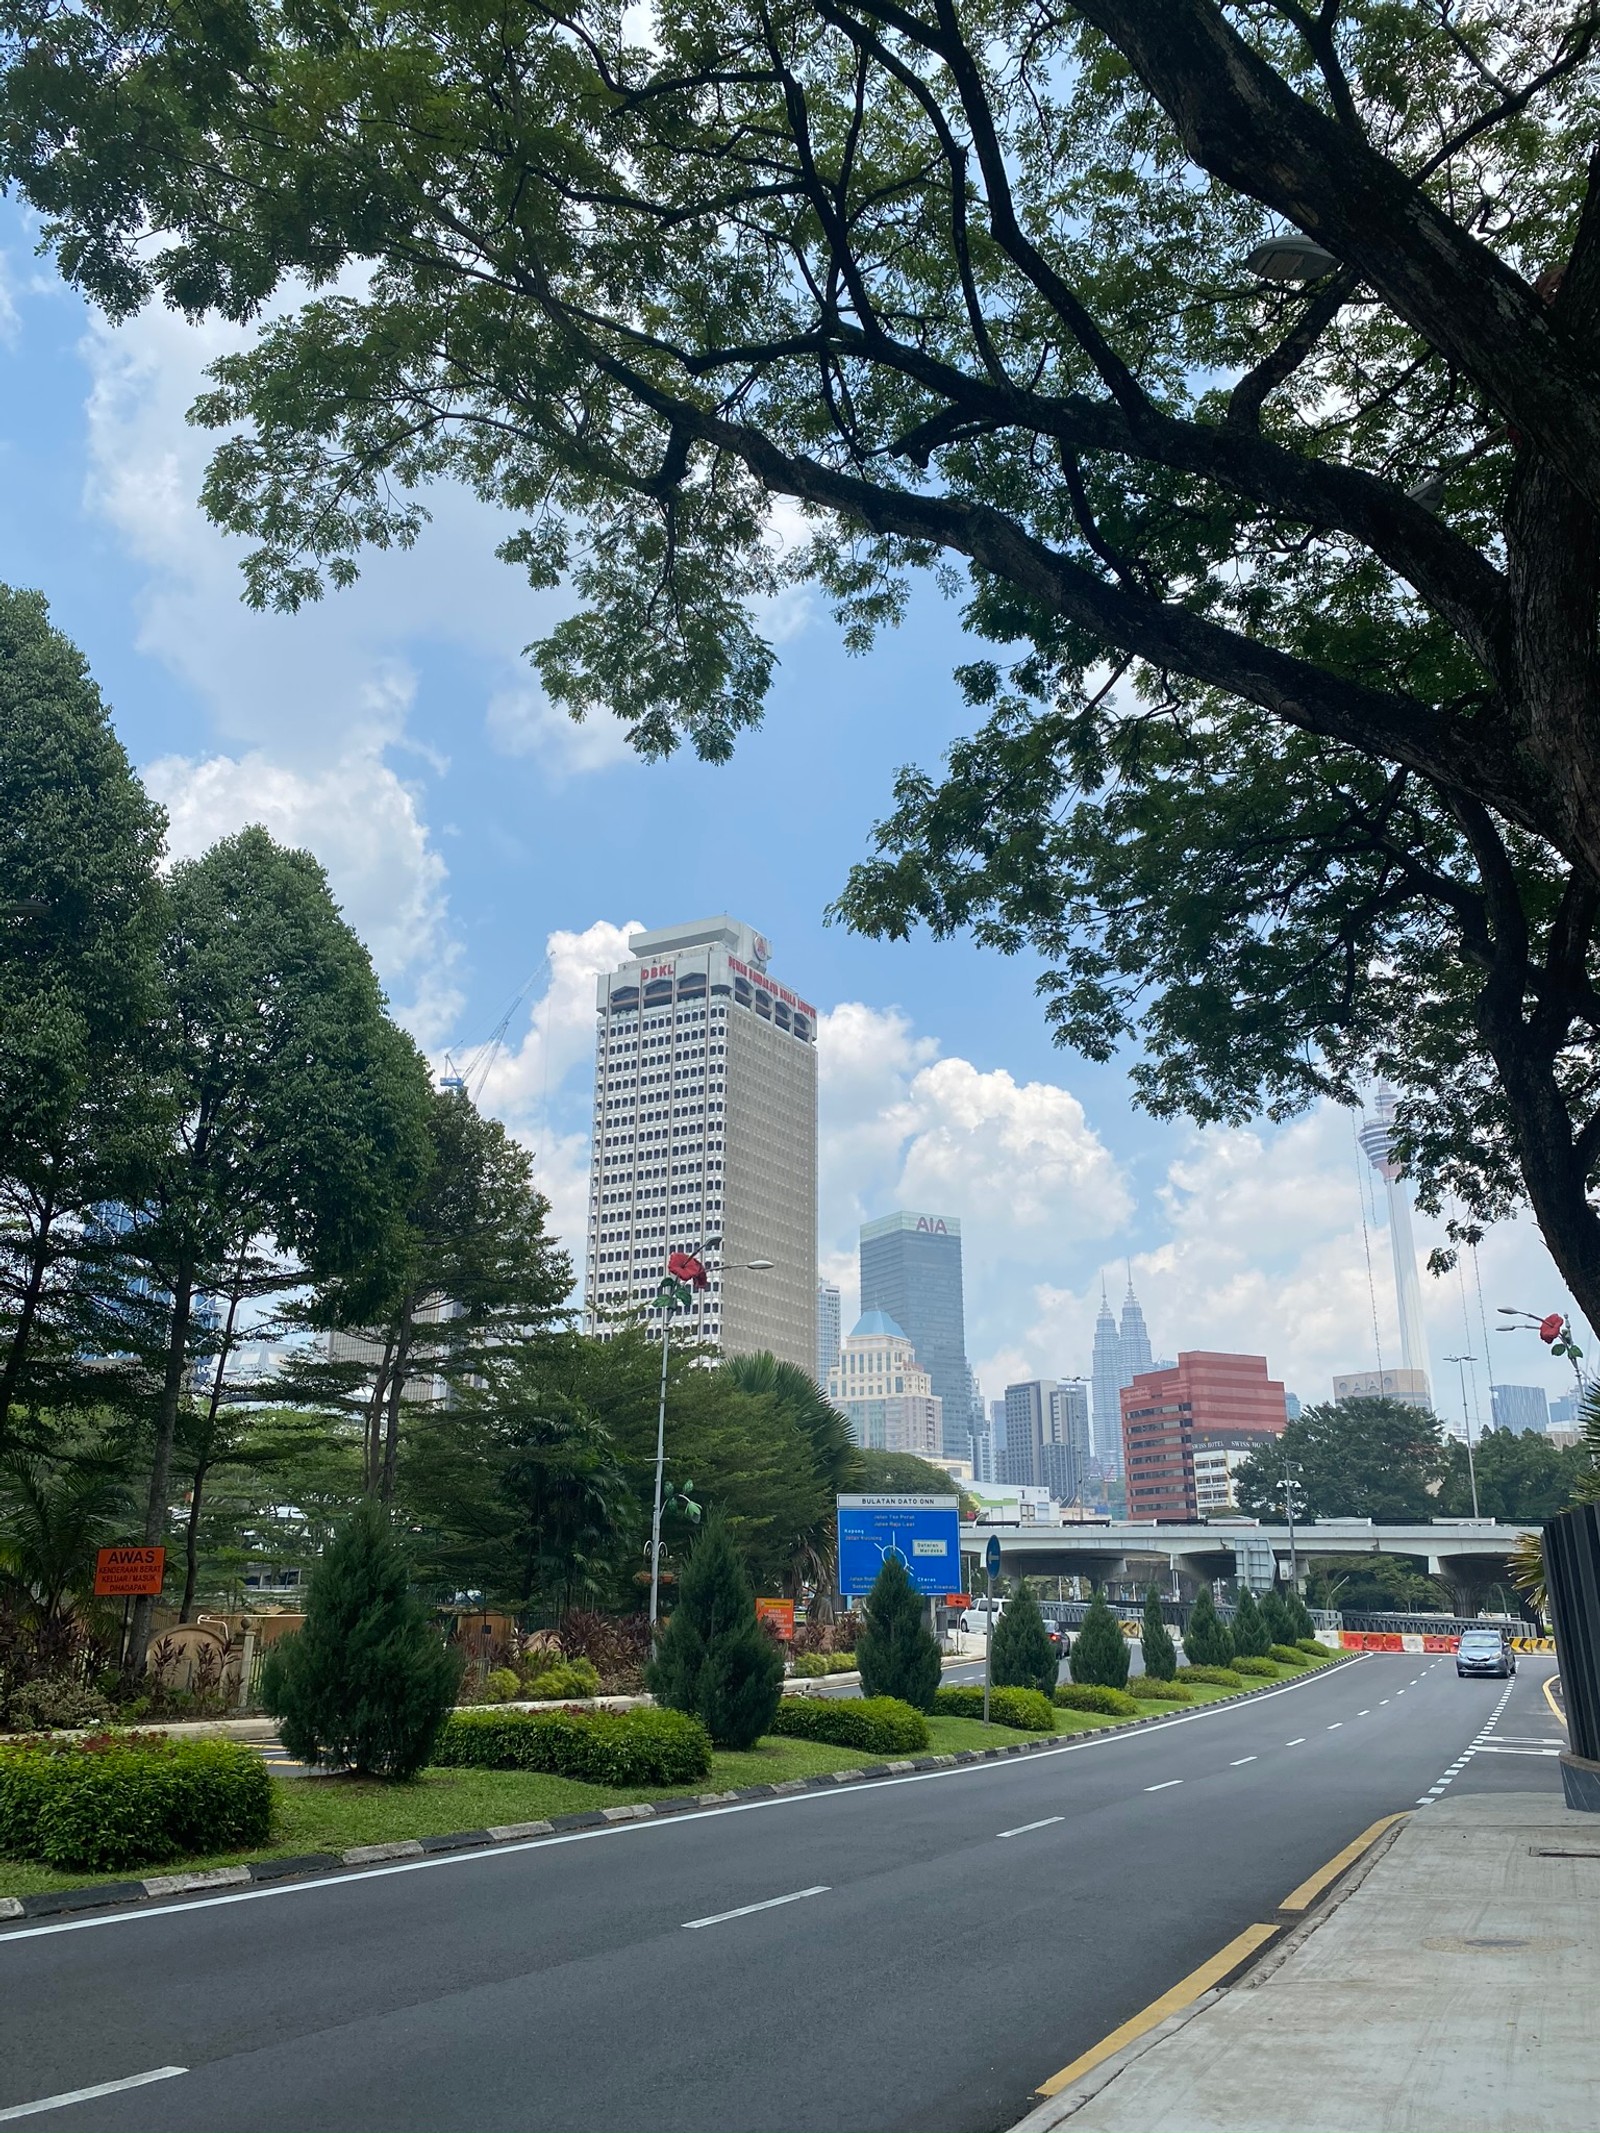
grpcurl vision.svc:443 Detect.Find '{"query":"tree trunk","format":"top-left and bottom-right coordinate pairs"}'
top-left (180, 1456), bottom-right (209, 1621)
top-left (0, 1177), bottom-right (58, 1450)
top-left (379, 1309), bottom-right (415, 1502)
top-left (363, 1332), bottom-right (398, 1495)
top-left (179, 1260), bottom-right (245, 1622)
top-left (127, 1264), bottom-right (194, 1677)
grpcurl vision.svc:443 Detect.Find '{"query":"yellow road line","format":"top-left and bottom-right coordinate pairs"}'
top-left (1544, 1674), bottom-right (1567, 1730)
top-left (1033, 1923), bottom-right (1278, 2099)
top-left (1278, 1813), bottom-right (1408, 1913)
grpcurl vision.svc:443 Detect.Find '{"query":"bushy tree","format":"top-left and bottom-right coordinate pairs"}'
top-left (1183, 1587), bottom-right (1234, 1668)
top-left (647, 1511), bottom-right (783, 1749)
top-left (260, 1499), bottom-right (461, 1777)
top-left (1139, 1585), bottom-right (1177, 1682)
top-left (991, 1581), bottom-right (1057, 1697)
top-left (1231, 1587), bottom-right (1272, 1658)
top-left (1235, 1401), bottom-right (1446, 1524)
top-left (1259, 1588), bottom-right (1296, 1647)
top-left (1070, 1589), bottom-right (1129, 1690)
top-left (855, 1552), bottom-right (942, 1712)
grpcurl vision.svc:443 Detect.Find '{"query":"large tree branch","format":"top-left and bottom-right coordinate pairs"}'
top-left (1069, 0), bottom-right (1600, 511)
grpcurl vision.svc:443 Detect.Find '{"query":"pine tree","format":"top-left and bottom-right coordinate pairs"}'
top-left (1288, 1589), bottom-right (1318, 1642)
top-left (1259, 1588), bottom-right (1294, 1646)
top-left (260, 1499), bottom-right (462, 1777)
top-left (991, 1581), bottom-right (1057, 1697)
top-left (855, 1551), bottom-right (942, 1711)
top-left (1069, 1589), bottom-right (1129, 1689)
top-left (1183, 1586), bottom-right (1234, 1668)
top-left (1232, 1586), bottom-right (1272, 1657)
top-left (647, 1510), bottom-right (783, 1749)
top-left (1139, 1585), bottom-right (1177, 1681)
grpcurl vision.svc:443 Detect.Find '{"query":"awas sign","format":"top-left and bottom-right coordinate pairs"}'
top-left (836, 1495), bottom-right (960, 1598)
top-left (93, 1546), bottom-right (166, 1597)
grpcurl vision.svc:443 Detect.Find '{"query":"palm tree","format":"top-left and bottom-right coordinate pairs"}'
top-left (0, 1450), bottom-right (129, 1627)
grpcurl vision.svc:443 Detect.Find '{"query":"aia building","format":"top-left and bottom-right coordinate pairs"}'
top-left (1121, 1352), bottom-right (1289, 1522)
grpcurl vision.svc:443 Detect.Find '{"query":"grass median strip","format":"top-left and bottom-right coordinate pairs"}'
top-left (0, 1653), bottom-right (1350, 1904)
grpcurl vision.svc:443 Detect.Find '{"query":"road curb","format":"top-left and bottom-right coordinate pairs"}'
top-left (0, 1657), bottom-right (1357, 1927)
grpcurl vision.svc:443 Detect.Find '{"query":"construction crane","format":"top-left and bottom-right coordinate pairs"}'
top-left (438, 960), bottom-right (549, 1105)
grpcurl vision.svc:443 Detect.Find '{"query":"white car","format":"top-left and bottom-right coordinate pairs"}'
top-left (960, 1598), bottom-right (1007, 1636)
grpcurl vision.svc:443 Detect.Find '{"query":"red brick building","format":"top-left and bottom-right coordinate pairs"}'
top-left (1120, 1352), bottom-right (1289, 1521)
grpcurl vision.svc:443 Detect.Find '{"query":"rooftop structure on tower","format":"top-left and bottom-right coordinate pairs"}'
top-left (1357, 1088), bottom-right (1432, 1406)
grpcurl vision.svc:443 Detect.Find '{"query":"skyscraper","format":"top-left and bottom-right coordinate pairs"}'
top-left (827, 1311), bottom-right (942, 1455)
top-left (1492, 1384), bottom-right (1550, 1436)
top-left (1001, 1379), bottom-right (1056, 1488)
top-left (1091, 1286), bottom-right (1122, 1466)
top-left (1120, 1282), bottom-right (1154, 1381)
top-left (584, 916), bottom-right (817, 1374)
top-left (859, 1210), bottom-right (977, 1461)
top-left (816, 1280), bottom-right (842, 1387)
top-left (1358, 1088), bottom-right (1432, 1403)
top-left (1048, 1381), bottom-right (1092, 1501)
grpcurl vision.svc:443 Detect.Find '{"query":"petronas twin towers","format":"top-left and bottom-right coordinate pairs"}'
top-left (1091, 1277), bottom-right (1154, 1472)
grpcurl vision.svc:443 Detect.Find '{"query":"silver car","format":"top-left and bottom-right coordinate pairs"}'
top-left (1456, 1629), bottom-right (1516, 1679)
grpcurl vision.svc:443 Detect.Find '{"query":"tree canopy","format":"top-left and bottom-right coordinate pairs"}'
top-left (7, 4), bottom-right (1600, 1307)
top-left (1234, 1396), bottom-right (1448, 1522)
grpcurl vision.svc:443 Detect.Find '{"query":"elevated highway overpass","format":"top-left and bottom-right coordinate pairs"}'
top-left (961, 1518), bottom-right (1532, 1609)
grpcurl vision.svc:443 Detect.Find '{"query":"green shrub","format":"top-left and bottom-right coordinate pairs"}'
top-left (522, 1658), bottom-right (602, 1700)
top-left (1297, 1638), bottom-right (1331, 1658)
top-left (0, 1734), bottom-right (272, 1871)
top-left (1232, 1655), bottom-right (1277, 1676)
top-left (433, 1705), bottom-right (711, 1786)
top-left (932, 1684), bottom-right (1057, 1730)
top-left (1128, 1678), bottom-right (1193, 1702)
top-left (791, 1653), bottom-right (828, 1678)
top-left (1182, 1587), bottom-right (1234, 1668)
top-left (991, 1583), bottom-right (1057, 1697)
top-left (260, 1500), bottom-right (462, 1779)
top-left (827, 1652), bottom-right (858, 1674)
top-left (483, 1668), bottom-right (522, 1703)
top-left (1053, 1683), bottom-right (1141, 1718)
top-left (1259, 1590), bottom-right (1295, 1647)
top-left (769, 1696), bottom-right (929, 1754)
top-left (5, 1675), bottom-right (112, 1731)
top-left (1268, 1644), bottom-right (1308, 1666)
top-left (1139, 1586), bottom-right (1178, 1682)
top-left (647, 1511), bottom-right (784, 1750)
top-left (1176, 1664), bottom-right (1243, 1688)
top-left (1070, 1591), bottom-right (1130, 1689)
top-left (856, 1554), bottom-right (942, 1711)
top-left (1230, 1588), bottom-right (1272, 1658)
top-left (1287, 1591), bottom-right (1318, 1642)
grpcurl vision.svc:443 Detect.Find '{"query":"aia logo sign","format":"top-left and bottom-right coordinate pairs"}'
top-left (915, 1216), bottom-right (949, 1235)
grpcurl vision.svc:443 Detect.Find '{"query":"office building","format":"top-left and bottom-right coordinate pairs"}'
top-left (1121, 1352), bottom-right (1289, 1522)
top-left (817, 1280), bottom-right (842, 1388)
top-left (1550, 1390), bottom-right (1582, 1429)
top-left (584, 916), bottom-right (817, 1374)
top-left (1332, 1367), bottom-right (1432, 1409)
top-left (970, 1406), bottom-right (996, 1484)
top-left (1000, 1379), bottom-right (1054, 1489)
top-left (1091, 1276), bottom-right (1157, 1473)
top-left (1357, 1089), bottom-right (1432, 1403)
top-left (1491, 1383), bottom-right (1551, 1436)
top-left (859, 1210), bottom-right (978, 1461)
top-left (1047, 1381), bottom-right (1092, 1504)
top-left (827, 1310), bottom-right (942, 1455)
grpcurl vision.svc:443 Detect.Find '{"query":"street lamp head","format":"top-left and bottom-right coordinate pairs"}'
top-left (744, 1258), bottom-right (776, 1271)
top-left (1244, 232), bottom-right (1339, 283)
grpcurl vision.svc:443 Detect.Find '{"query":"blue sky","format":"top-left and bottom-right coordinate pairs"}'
top-left (0, 201), bottom-right (1583, 1425)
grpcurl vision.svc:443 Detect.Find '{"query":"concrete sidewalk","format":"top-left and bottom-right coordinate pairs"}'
top-left (1019, 1793), bottom-right (1600, 2133)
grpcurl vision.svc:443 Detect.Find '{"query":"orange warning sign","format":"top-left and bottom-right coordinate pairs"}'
top-left (93, 1546), bottom-right (166, 1597)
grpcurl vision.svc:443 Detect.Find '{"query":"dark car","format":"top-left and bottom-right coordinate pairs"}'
top-left (1456, 1628), bottom-right (1517, 1679)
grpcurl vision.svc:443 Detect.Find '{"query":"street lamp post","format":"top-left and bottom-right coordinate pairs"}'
top-left (647, 1247), bottom-right (774, 1630)
top-left (1443, 1353), bottom-right (1481, 1518)
top-left (1281, 1455), bottom-right (1303, 1591)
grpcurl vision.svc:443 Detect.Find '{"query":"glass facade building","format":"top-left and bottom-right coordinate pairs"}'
top-left (858, 1210), bottom-right (977, 1461)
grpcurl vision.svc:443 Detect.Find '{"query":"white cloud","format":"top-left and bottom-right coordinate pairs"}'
top-left (144, 740), bottom-right (461, 1042)
top-left (486, 685), bottom-right (636, 777)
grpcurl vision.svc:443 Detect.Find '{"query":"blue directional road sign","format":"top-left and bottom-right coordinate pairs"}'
top-left (985, 1535), bottom-right (1002, 1580)
top-left (837, 1494), bottom-right (961, 1598)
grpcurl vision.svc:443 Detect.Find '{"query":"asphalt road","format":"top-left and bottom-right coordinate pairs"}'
top-left (0, 1654), bottom-right (1561, 2133)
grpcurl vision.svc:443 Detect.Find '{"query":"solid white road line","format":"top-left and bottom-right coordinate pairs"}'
top-left (997, 1817), bottom-right (1065, 1840)
top-left (1144, 1780), bottom-right (1183, 1792)
top-left (1229, 1756), bottom-right (1257, 1767)
top-left (0, 2070), bottom-right (187, 2122)
top-left (682, 1886), bottom-right (829, 1930)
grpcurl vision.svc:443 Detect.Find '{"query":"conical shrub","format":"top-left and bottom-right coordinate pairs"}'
top-left (1183, 1585), bottom-right (1233, 1667)
top-left (1069, 1589), bottom-right (1129, 1689)
top-left (856, 1552), bottom-right (942, 1711)
top-left (1288, 1589), bottom-right (1317, 1642)
top-left (1139, 1585), bottom-right (1177, 1681)
top-left (260, 1499), bottom-right (462, 1778)
top-left (647, 1511), bottom-right (783, 1749)
top-left (1259, 1588), bottom-right (1295, 1646)
top-left (991, 1582), bottom-right (1057, 1697)
top-left (1231, 1585), bottom-right (1272, 1657)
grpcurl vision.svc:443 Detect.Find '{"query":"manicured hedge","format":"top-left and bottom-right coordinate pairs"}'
top-left (934, 1685), bottom-right (1058, 1731)
top-left (1127, 1678), bottom-right (1194, 1703)
top-left (1296, 1639), bottom-right (1332, 1658)
top-left (791, 1652), bottom-right (859, 1678)
top-left (1052, 1684), bottom-right (1141, 1718)
top-left (521, 1659), bottom-right (602, 1700)
top-left (769, 1696), bottom-right (929, 1754)
top-left (1176, 1665), bottom-right (1243, 1688)
top-left (1268, 1644), bottom-right (1309, 1666)
top-left (0, 1733), bottom-right (272, 1872)
top-left (432, 1706), bottom-right (711, 1786)
top-left (1232, 1656), bottom-right (1278, 1677)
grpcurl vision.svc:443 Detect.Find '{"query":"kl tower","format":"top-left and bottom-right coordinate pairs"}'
top-left (1358, 1088), bottom-right (1432, 1403)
